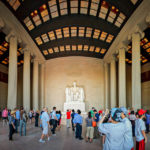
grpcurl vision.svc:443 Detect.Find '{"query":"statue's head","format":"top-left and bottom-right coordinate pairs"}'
top-left (73, 82), bottom-right (76, 87)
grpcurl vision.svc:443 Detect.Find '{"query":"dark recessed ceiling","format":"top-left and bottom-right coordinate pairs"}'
top-left (1, 0), bottom-right (143, 63)
top-left (126, 27), bottom-right (150, 64)
top-left (0, 31), bottom-right (23, 66)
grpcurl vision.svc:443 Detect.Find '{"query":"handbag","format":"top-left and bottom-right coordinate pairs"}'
top-left (92, 121), bottom-right (97, 127)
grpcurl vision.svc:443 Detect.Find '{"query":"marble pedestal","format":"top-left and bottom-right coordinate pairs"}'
top-left (64, 101), bottom-right (85, 112)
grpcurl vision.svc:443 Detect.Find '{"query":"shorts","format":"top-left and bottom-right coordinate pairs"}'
top-left (86, 127), bottom-right (94, 139)
top-left (42, 126), bottom-right (48, 135)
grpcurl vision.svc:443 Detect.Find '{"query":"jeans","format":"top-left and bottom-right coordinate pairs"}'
top-left (76, 123), bottom-right (82, 139)
top-left (15, 119), bottom-right (20, 132)
top-left (146, 124), bottom-right (149, 133)
top-left (71, 119), bottom-right (75, 131)
top-left (9, 124), bottom-right (15, 140)
top-left (20, 120), bottom-right (26, 136)
top-left (35, 118), bottom-right (39, 127)
top-left (66, 119), bottom-right (70, 128)
top-left (51, 119), bottom-right (57, 134)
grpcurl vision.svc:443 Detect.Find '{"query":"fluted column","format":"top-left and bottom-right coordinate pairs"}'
top-left (23, 50), bottom-right (30, 112)
top-left (40, 63), bottom-right (45, 110)
top-left (131, 32), bottom-right (142, 110)
top-left (110, 56), bottom-right (117, 108)
top-left (33, 59), bottom-right (39, 110)
top-left (104, 63), bottom-right (109, 109)
top-left (119, 47), bottom-right (126, 107)
top-left (7, 34), bottom-right (18, 109)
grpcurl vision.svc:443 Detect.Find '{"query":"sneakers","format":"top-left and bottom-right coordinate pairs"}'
top-left (39, 139), bottom-right (45, 143)
top-left (52, 134), bottom-right (56, 136)
top-left (48, 137), bottom-right (50, 141)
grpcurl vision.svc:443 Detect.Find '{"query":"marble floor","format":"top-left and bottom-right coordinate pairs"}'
top-left (0, 121), bottom-right (150, 150)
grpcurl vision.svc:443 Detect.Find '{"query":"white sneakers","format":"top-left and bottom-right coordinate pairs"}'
top-left (39, 137), bottom-right (50, 143)
top-left (48, 137), bottom-right (50, 141)
top-left (39, 139), bottom-right (45, 143)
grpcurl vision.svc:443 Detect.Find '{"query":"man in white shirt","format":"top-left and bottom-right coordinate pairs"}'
top-left (39, 107), bottom-right (50, 143)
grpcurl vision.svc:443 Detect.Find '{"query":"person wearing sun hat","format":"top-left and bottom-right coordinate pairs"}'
top-left (98, 108), bottom-right (126, 150)
top-left (135, 109), bottom-right (147, 150)
top-left (8, 110), bottom-right (16, 141)
top-left (120, 107), bottom-right (134, 150)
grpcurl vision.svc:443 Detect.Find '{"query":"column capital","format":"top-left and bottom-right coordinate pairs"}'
top-left (0, 17), bottom-right (5, 29)
top-left (146, 12), bottom-right (150, 24)
top-left (118, 42), bottom-right (128, 51)
top-left (5, 30), bottom-right (22, 44)
top-left (128, 25), bottom-right (145, 41)
top-left (111, 54), bottom-right (117, 62)
top-left (39, 60), bottom-right (46, 65)
top-left (22, 46), bottom-right (30, 54)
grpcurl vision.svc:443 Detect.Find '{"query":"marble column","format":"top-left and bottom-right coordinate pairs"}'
top-left (33, 59), bottom-right (39, 110)
top-left (7, 35), bottom-right (18, 109)
top-left (132, 32), bottom-right (142, 110)
top-left (40, 63), bottom-right (45, 110)
top-left (23, 50), bottom-right (30, 112)
top-left (110, 56), bottom-right (117, 108)
top-left (104, 63), bottom-right (109, 109)
top-left (119, 47), bottom-right (126, 107)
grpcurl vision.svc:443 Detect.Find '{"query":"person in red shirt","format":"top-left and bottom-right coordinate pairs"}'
top-left (66, 109), bottom-right (71, 128)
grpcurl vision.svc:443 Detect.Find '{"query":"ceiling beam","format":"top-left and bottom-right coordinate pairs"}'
top-left (30, 15), bottom-right (119, 38)
top-left (45, 51), bottom-right (104, 60)
top-left (38, 38), bottom-right (110, 50)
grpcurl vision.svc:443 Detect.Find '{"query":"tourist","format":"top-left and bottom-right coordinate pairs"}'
top-left (2, 107), bottom-right (8, 126)
top-left (71, 109), bottom-right (75, 131)
top-left (85, 112), bottom-right (94, 143)
top-left (90, 107), bottom-right (95, 118)
top-left (73, 109), bottom-right (83, 140)
top-left (99, 110), bottom-right (103, 120)
top-left (29, 110), bottom-right (33, 124)
top-left (35, 110), bottom-right (40, 127)
top-left (51, 107), bottom-right (58, 135)
top-left (40, 111), bottom-right (44, 130)
top-left (15, 108), bottom-right (20, 133)
top-left (58, 111), bottom-right (62, 129)
top-left (39, 107), bottom-right (50, 143)
top-left (66, 109), bottom-right (71, 128)
top-left (20, 109), bottom-right (27, 136)
top-left (129, 110), bottom-right (136, 137)
top-left (93, 109), bottom-right (99, 139)
top-left (135, 109), bottom-right (147, 150)
top-left (120, 107), bottom-right (134, 150)
top-left (145, 110), bottom-right (150, 133)
top-left (56, 111), bottom-right (61, 130)
top-left (8, 110), bottom-right (16, 141)
top-left (98, 108), bottom-right (126, 150)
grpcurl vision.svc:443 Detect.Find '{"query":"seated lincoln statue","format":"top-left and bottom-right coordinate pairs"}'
top-left (65, 82), bottom-right (84, 102)
top-left (64, 82), bottom-right (85, 112)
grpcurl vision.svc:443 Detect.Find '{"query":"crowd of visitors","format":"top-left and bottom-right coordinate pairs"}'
top-left (0, 106), bottom-right (150, 150)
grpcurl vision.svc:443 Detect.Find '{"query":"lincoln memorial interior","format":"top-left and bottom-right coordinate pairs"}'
top-left (0, 0), bottom-right (150, 113)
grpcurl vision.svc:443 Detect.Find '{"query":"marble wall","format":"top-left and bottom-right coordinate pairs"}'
top-left (0, 64), bottom-right (8, 108)
top-left (45, 56), bottom-right (105, 112)
top-left (141, 62), bottom-right (150, 109)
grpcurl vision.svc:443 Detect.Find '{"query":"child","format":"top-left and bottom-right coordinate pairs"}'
top-left (8, 110), bottom-right (16, 141)
top-left (135, 109), bottom-right (147, 150)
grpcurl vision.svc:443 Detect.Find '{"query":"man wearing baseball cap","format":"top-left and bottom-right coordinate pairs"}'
top-left (98, 108), bottom-right (126, 150)
top-left (135, 109), bottom-right (147, 150)
top-left (120, 107), bottom-right (134, 150)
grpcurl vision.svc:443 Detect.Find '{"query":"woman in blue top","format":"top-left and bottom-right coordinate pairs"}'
top-left (98, 108), bottom-right (126, 150)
